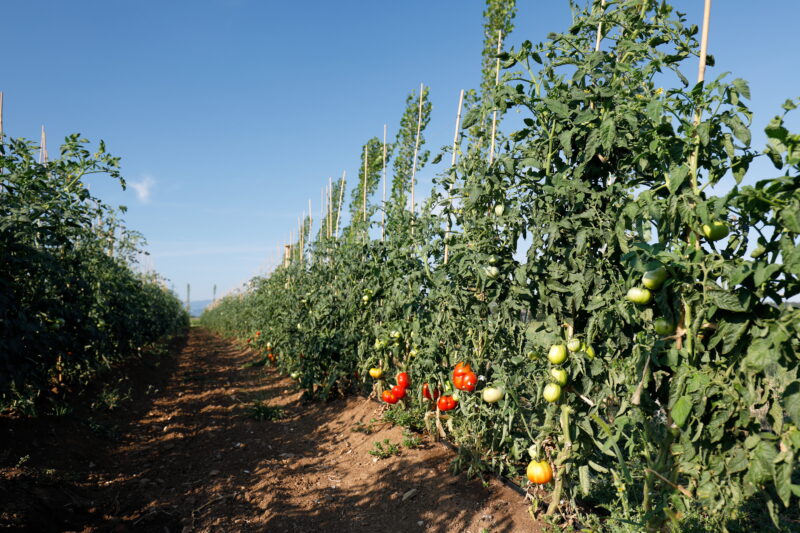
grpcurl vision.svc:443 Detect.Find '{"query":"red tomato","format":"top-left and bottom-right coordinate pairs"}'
top-left (453, 362), bottom-right (472, 379)
top-left (437, 395), bottom-right (458, 411)
top-left (255, 331), bottom-right (261, 337)
top-left (453, 371), bottom-right (478, 392)
top-left (422, 383), bottom-right (440, 401)
top-left (396, 372), bottom-right (410, 388)
top-left (391, 384), bottom-right (407, 400)
top-left (382, 390), bottom-right (399, 404)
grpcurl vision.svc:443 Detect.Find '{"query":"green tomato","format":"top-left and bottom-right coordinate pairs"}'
top-left (566, 338), bottom-right (581, 352)
top-left (494, 204), bottom-right (505, 216)
top-left (547, 344), bottom-right (567, 365)
top-left (543, 383), bottom-right (562, 403)
top-left (582, 343), bottom-right (596, 359)
top-left (702, 220), bottom-right (729, 241)
top-left (642, 267), bottom-right (668, 290)
top-left (484, 266), bottom-right (500, 279)
top-left (290, 371), bottom-right (300, 380)
top-left (389, 330), bottom-right (401, 340)
top-left (550, 368), bottom-right (568, 386)
top-left (482, 387), bottom-right (504, 403)
top-left (361, 295), bottom-right (370, 304)
top-left (487, 255), bottom-right (499, 265)
top-left (626, 287), bottom-right (652, 305)
top-left (409, 348), bottom-right (419, 358)
top-left (526, 350), bottom-right (538, 361)
top-left (654, 317), bottom-right (675, 336)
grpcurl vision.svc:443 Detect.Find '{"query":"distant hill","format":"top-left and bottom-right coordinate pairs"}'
top-left (189, 299), bottom-right (213, 317)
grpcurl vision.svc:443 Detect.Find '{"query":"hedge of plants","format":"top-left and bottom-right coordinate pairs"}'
top-left (201, 1), bottom-right (799, 530)
top-left (1, 134), bottom-right (189, 415)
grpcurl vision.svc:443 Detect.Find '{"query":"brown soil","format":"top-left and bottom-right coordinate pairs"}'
top-left (1, 328), bottom-right (537, 533)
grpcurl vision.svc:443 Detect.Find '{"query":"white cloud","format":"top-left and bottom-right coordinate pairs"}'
top-left (130, 175), bottom-right (156, 203)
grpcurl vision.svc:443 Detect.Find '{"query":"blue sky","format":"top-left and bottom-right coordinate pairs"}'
top-left (3, 1), bottom-right (798, 300)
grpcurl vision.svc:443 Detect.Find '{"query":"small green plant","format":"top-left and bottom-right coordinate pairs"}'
top-left (247, 400), bottom-right (284, 421)
top-left (383, 404), bottom-right (426, 431)
top-left (369, 439), bottom-right (401, 459)
top-left (402, 429), bottom-right (422, 449)
top-left (15, 455), bottom-right (30, 468)
top-left (92, 383), bottom-right (131, 411)
top-left (351, 418), bottom-right (379, 434)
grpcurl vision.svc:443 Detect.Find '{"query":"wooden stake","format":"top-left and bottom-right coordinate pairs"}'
top-left (309, 199), bottom-right (312, 240)
top-left (689, 0), bottom-right (712, 193)
top-left (39, 125), bottom-right (48, 164)
top-left (335, 171), bottom-right (345, 238)
top-left (594, 0), bottom-right (606, 52)
top-left (444, 89), bottom-right (465, 265)
top-left (488, 31), bottom-right (503, 165)
top-left (328, 176), bottom-right (334, 238)
top-left (0, 92), bottom-right (4, 143)
top-left (362, 144), bottom-right (368, 222)
top-left (410, 83), bottom-right (424, 214)
top-left (381, 124), bottom-right (387, 242)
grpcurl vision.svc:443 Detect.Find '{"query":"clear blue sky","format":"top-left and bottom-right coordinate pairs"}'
top-left (3, 1), bottom-right (798, 300)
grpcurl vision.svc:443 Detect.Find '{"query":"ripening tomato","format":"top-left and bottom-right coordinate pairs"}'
top-left (437, 395), bottom-right (458, 411)
top-left (453, 362), bottom-right (472, 379)
top-left (457, 371), bottom-right (478, 392)
top-left (391, 384), bottom-right (407, 400)
top-left (382, 390), bottom-right (399, 404)
top-left (422, 383), bottom-right (440, 401)
top-left (526, 460), bottom-right (553, 484)
top-left (369, 367), bottom-right (384, 379)
top-left (396, 372), bottom-right (410, 388)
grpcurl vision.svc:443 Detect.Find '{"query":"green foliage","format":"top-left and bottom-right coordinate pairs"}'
top-left (402, 429), bottom-right (423, 449)
top-left (369, 438), bottom-right (401, 459)
top-left (0, 134), bottom-right (188, 413)
top-left (200, 1), bottom-right (799, 530)
top-left (247, 400), bottom-right (284, 421)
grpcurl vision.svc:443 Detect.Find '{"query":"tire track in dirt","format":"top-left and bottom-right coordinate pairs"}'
top-left (1, 328), bottom-right (536, 532)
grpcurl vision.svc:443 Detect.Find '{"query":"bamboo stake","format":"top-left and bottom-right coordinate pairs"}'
top-left (444, 89), bottom-right (465, 265)
top-left (362, 144), bottom-right (368, 222)
top-left (39, 125), bottom-right (48, 163)
top-left (689, 0), bottom-right (712, 193)
top-left (381, 124), bottom-right (387, 242)
top-left (410, 83), bottom-right (424, 214)
top-left (0, 92), bottom-right (4, 143)
top-left (488, 31), bottom-right (503, 165)
top-left (284, 244), bottom-right (290, 268)
top-left (335, 171), bottom-right (345, 238)
top-left (594, 0), bottom-right (606, 52)
top-left (329, 176), bottom-right (334, 238)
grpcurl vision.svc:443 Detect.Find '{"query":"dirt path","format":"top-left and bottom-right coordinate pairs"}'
top-left (1, 328), bottom-right (535, 532)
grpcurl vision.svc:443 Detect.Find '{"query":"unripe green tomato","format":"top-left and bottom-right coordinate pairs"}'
top-left (409, 348), bottom-right (419, 358)
top-left (547, 344), bottom-right (567, 365)
top-left (550, 368), bottom-right (568, 386)
top-left (702, 220), bottom-right (729, 241)
top-left (654, 317), bottom-right (675, 336)
top-left (487, 255), bottom-right (499, 265)
top-left (494, 204), bottom-right (505, 216)
top-left (482, 387), bottom-right (504, 403)
top-left (582, 343), bottom-right (596, 359)
top-left (566, 338), bottom-right (582, 352)
top-left (627, 287), bottom-right (652, 305)
top-left (543, 383), bottom-right (562, 403)
top-left (642, 267), bottom-right (668, 290)
top-left (290, 371), bottom-right (300, 380)
top-left (362, 295), bottom-right (370, 303)
top-left (526, 350), bottom-right (538, 361)
top-left (389, 330), bottom-right (401, 340)
top-left (485, 266), bottom-right (500, 279)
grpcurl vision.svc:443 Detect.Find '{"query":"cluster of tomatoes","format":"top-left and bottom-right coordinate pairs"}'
top-left (380, 371), bottom-right (410, 404)
top-left (626, 266), bottom-right (677, 337)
